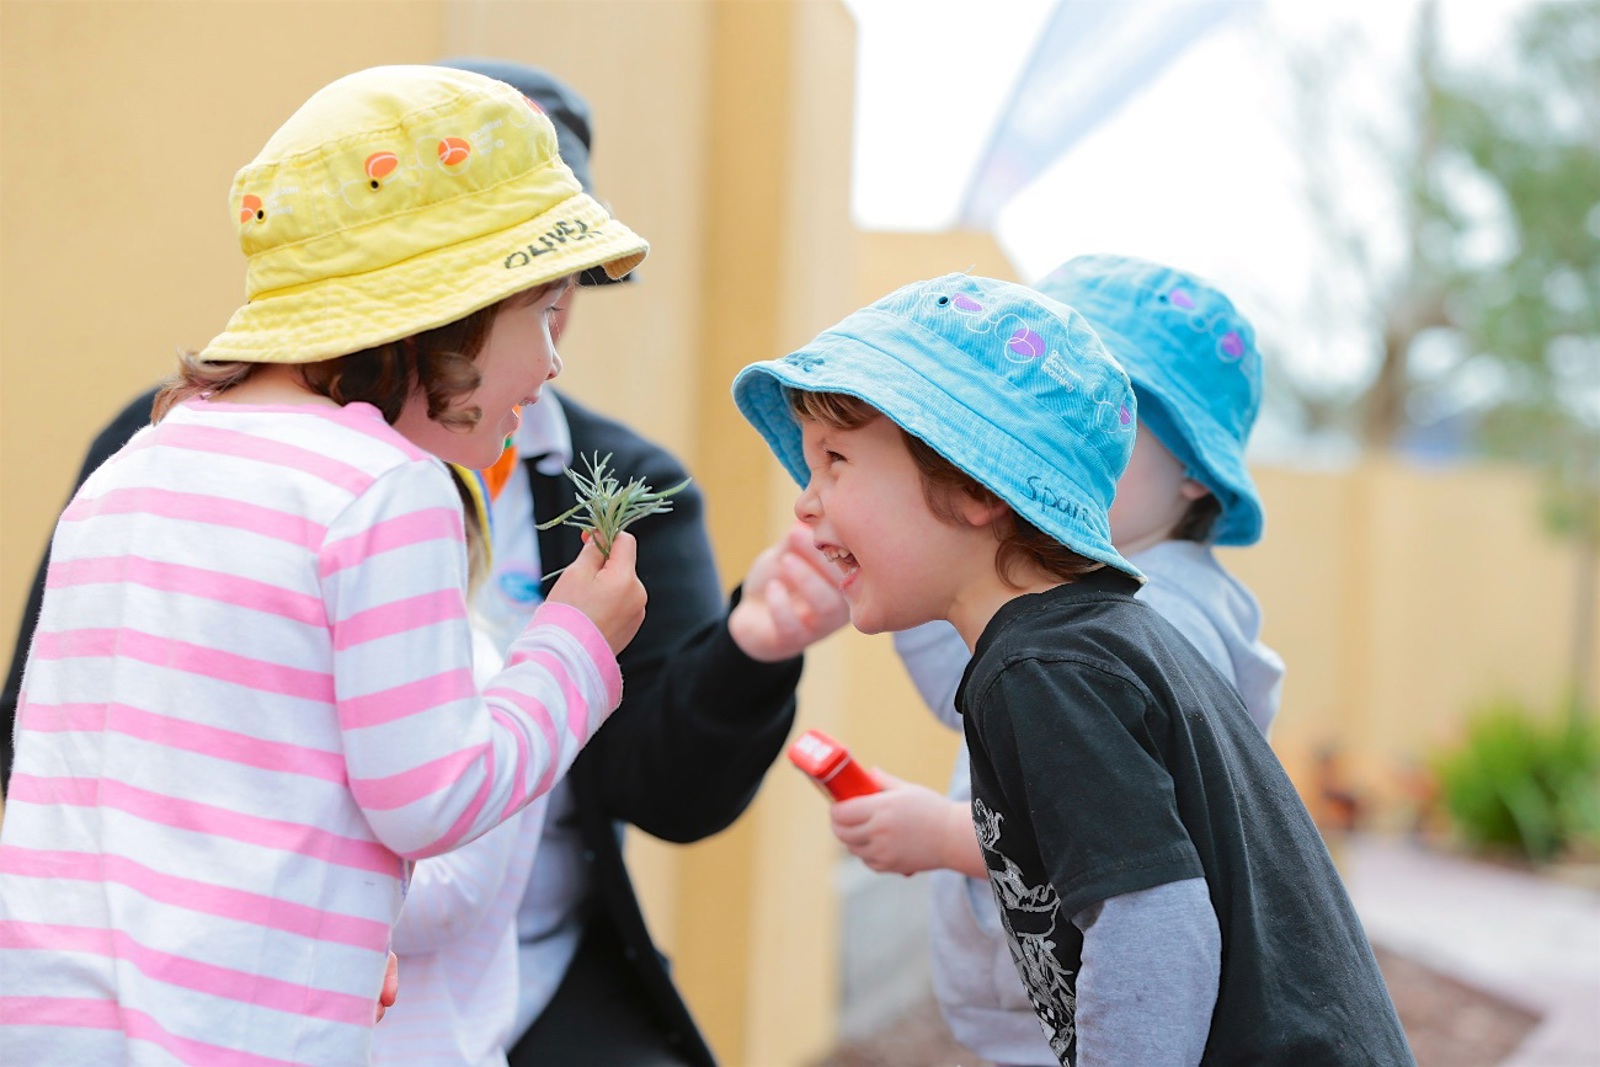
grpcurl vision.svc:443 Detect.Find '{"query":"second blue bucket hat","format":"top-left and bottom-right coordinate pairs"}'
top-left (733, 273), bottom-right (1143, 581)
top-left (1036, 254), bottom-right (1265, 546)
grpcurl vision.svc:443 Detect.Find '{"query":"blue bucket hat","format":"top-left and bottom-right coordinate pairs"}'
top-left (1036, 254), bottom-right (1264, 546)
top-left (732, 273), bottom-right (1143, 581)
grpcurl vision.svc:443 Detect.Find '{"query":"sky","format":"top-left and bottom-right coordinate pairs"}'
top-left (842, 0), bottom-right (1539, 461)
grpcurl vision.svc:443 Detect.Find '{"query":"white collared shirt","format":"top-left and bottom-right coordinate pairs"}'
top-left (475, 394), bottom-right (573, 653)
top-left (470, 394), bottom-right (593, 1046)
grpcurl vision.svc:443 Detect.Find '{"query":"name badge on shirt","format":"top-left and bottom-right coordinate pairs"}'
top-left (498, 569), bottom-right (545, 606)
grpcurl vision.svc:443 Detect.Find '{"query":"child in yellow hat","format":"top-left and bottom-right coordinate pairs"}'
top-left (0, 65), bottom-right (648, 1066)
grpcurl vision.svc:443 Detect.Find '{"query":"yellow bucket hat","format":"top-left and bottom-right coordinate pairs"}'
top-left (200, 65), bottom-right (648, 365)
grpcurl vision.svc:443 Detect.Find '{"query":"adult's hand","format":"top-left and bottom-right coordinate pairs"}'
top-left (729, 521), bottom-right (849, 663)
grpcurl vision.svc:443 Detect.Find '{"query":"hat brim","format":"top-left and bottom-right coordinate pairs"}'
top-left (732, 319), bottom-right (1142, 581)
top-left (1096, 322), bottom-right (1264, 546)
top-left (201, 192), bottom-right (645, 364)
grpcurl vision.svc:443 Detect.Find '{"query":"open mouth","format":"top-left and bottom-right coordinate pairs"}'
top-left (820, 545), bottom-right (859, 583)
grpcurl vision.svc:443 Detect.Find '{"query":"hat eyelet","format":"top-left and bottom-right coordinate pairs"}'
top-left (370, 180), bottom-right (380, 190)
top-left (255, 210), bottom-right (266, 221)
top-left (936, 295), bottom-right (951, 307)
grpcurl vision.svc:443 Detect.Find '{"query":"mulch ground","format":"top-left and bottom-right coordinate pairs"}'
top-left (814, 945), bottom-right (1541, 1067)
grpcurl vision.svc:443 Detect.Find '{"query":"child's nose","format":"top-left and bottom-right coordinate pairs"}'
top-left (547, 348), bottom-right (563, 380)
top-left (794, 480), bottom-right (821, 525)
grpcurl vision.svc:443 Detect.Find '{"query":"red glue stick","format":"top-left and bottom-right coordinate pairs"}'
top-left (787, 728), bottom-right (880, 801)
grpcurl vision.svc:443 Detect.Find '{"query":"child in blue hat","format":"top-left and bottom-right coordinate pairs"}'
top-left (866, 256), bottom-right (1290, 1065)
top-left (733, 274), bottom-right (1410, 1067)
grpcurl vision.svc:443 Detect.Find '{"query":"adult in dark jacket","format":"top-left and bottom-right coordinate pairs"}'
top-left (439, 59), bottom-right (846, 1066)
top-left (510, 391), bottom-right (830, 1067)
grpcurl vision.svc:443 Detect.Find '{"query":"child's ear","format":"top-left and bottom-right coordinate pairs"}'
top-left (958, 491), bottom-right (1012, 529)
top-left (1180, 478), bottom-right (1211, 502)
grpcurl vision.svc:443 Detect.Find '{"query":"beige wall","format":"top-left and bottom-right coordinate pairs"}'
top-left (1231, 458), bottom-right (1600, 817)
top-left (856, 228), bottom-right (1020, 292)
top-left (1, 0), bottom-right (448, 620)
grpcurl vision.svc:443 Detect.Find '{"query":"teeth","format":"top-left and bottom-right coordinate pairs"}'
top-left (820, 547), bottom-right (858, 573)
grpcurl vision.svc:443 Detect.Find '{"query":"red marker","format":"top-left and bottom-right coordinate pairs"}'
top-left (787, 728), bottom-right (879, 802)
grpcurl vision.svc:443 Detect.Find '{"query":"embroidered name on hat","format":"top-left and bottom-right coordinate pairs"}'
top-left (787, 352), bottom-right (826, 373)
top-left (1026, 475), bottom-right (1085, 521)
top-left (505, 219), bottom-right (606, 268)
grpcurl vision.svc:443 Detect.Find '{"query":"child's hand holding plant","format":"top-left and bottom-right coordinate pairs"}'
top-left (540, 453), bottom-right (688, 655)
top-left (545, 533), bottom-right (646, 656)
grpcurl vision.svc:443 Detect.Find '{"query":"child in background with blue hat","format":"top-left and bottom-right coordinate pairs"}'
top-left (874, 255), bottom-right (1290, 1065)
top-left (733, 275), bottom-right (1410, 1066)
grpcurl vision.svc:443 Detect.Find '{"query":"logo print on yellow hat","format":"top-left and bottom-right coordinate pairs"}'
top-left (437, 137), bottom-right (471, 168)
top-left (365, 151), bottom-right (400, 189)
top-left (239, 194), bottom-right (264, 224)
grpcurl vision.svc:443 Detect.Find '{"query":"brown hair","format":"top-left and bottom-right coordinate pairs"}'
top-left (153, 279), bottom-right (567, 423)
top-left (1170, 493), bottom-right (1221, 543)
top-left (788, 390), bottom-right (1102, 588)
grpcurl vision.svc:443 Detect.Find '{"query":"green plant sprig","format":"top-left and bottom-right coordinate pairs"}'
top-left (536, 452), bottom-right (691, 578)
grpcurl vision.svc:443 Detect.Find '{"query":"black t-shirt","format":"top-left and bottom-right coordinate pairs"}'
top-left (960, 569), bottom-right (1414, 1066)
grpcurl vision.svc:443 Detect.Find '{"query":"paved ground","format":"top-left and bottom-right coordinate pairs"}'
top-left (817, 833), bottom-right (1599, 1067)
top-left (1342, 834), bottom-right (1600, 1067)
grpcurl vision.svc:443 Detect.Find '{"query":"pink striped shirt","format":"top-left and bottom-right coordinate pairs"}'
top-left (0, 399), bottom-right (622, 1066)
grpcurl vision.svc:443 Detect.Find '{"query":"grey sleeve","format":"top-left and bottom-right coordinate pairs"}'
top-left (1136, 584), bottom-right (1236, 687)
top-left (1070, 876), bottom-right (1219, 1067)
top-left (891, 620), bottom-right (968, 731)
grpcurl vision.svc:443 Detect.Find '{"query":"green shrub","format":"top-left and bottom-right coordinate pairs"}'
top-left (1431, 698), bottom-right (1600, 864)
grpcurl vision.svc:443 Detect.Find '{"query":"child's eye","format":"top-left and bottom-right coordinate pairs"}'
top-left (826, 450), bottom-right (846, 465)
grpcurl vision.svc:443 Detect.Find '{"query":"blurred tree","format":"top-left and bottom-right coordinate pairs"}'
top-left (1286, 0), bottom-right (1600, 717)
top-left (1276, 1), bottom-right (1455, 450)
top-left (1430, 0), bottom-right (1600, 720)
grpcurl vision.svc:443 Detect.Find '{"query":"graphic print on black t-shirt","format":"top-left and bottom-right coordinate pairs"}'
top-left (974, 797), bottom-right (1076, 1063)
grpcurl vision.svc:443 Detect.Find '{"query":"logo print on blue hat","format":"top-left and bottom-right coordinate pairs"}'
top-left (926, 278), bottom-right (1137, 447)
top-left (1162, 284), bottom-right (1247, 365)
top-left (1218, 331), bottom-right (1245, 362)
top-left (1098, 399), bottom-right (1134, 433)
top-left (1006, 326), bottom-right (1046, 360)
